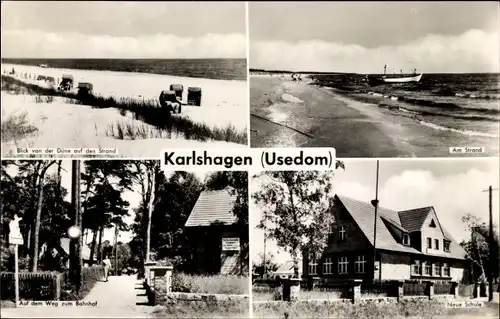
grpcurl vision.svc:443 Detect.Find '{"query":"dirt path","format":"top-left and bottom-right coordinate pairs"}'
top-left (250, 76), bottom-right (496, 157)
top-left (1, 275), bottom-right (156, 318)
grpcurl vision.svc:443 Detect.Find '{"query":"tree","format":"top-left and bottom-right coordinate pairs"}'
top-left (127, 160), bottom-right (160, 272)
top-left (460, 214), bottom-right (499, 283)
top-left (149, 171), bottom-right (202, 269)
top-left (252, 170), bottom-right (341, 277)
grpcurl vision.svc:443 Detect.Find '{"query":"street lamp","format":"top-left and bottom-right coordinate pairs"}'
top-left (68, 226), bottom-right (81, 239)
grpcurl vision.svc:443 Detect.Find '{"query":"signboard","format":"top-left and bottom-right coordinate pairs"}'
top-left (222, 237), bottom-right (240, 251)
top-left (9, 236), bottom-right (24, 245)
top-left (9, 215), bottom-right (24, 246)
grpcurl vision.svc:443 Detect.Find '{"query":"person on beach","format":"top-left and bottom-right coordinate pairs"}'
top-left (101, 240), bottom-right (112, 282)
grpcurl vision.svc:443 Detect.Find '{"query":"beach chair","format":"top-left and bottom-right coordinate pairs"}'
top-left (187, 87), bottom-right (202, 106)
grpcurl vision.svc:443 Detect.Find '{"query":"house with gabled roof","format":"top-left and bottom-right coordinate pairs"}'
top-left (302, 195), bottom-right (467, 282)
top-left (185, 187), bottom-right (246, 275)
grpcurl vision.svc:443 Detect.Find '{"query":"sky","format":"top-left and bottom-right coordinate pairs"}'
top-left (7, 161), bottom-right (212, 245)
top-left (250, 158), bottom-right (500, 266)
top-left (249, 2), bottom-right (499, 73)
top-left (1, 1), bottom-right (246, 59)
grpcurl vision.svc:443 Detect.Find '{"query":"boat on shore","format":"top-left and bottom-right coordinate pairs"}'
top-left (367, 65), bottom-right (423, 85)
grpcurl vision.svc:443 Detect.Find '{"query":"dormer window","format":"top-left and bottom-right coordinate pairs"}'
top-left (429, 219), bottom-right (436, 227)
top-left (444, 240), bottom-right (451, 252)
top-left (339, 226), bottom-right (346, 241)
top-left (402, 233), bottom-right (410, 245)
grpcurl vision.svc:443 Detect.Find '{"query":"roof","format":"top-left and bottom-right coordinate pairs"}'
top-left (272, 260), bottom-right (302, 275)
top-left (185, 188), bottom-right (237, 227)
top-left (398, 207), bottom-right (432, 232)
top-left (335, 195), bottom-right (466, 260)
top-left (336, 195), bottom-right (420, 255)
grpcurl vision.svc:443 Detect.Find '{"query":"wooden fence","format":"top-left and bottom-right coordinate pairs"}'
top-left (0, 271), bottom-right (64, 301)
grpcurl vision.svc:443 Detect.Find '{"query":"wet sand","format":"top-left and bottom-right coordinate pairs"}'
top-left (250, 76), bottom-right (498, 157)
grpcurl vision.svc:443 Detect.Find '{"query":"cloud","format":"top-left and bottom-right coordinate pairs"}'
top-left (1, 29), bottom-right (246, 59)
top-left (250, 29), bottom-right (499, 73)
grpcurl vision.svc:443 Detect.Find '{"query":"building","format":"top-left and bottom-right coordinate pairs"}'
top-left (270, 260), bottom-right (303, 279)
top-left (302, 195), bottom-right (467, 282)
top-left (185, 187), bottom-right (246, 275)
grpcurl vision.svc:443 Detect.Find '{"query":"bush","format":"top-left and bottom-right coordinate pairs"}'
top-left (172, 273), bottom-right (248, 295)
top-left (61, 265), bottom-right (103, 300)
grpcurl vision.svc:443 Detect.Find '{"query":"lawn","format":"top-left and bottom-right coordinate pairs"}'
top-left (151, 299), bottom-right (249, 318)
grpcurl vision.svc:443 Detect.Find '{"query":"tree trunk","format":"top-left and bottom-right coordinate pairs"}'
top-left (145, 164), bottom-right (156, 262)
top-left (292, 247), bottom-right (300, 278)
top-left (31, 174), bottom-right (45, 272)
top-left (89, 230), bottom-right (98, 265)
top-left (97, 226), bottom-right (103, 263)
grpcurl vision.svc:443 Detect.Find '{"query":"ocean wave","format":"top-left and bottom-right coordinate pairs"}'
top-left (419, 121), bottom-right (499, 138)
top-left (397, 107), bottom-right (499, 122)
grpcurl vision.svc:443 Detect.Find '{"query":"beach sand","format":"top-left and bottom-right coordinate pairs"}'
top-left (1, 92), bottom-right (244, 158)
top-left (250, 75), bottom-right (498, 157)
top-left (2, 63), bottom-right (248, 131)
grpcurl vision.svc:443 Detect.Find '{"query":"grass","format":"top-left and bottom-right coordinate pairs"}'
top-left (253, 298), bottom-right (500, 319)
top-left (172, 273), bottom-right (249, 295)
top-left (1, 74), bottom-right (247, 145)
top-left (1, 111), bottom-right (38, 143)
top-left (151, 298), bottom-right (249, 318)
top-left (105, 121), bottom-right (181, 140)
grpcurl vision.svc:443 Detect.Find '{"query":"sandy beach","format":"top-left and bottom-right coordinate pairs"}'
top-left (1, 92), bottom-right (244, 158)
top-left (250, 75), bottom-right (498, 157)
top-left (2, 63), bottom-right (248, 131)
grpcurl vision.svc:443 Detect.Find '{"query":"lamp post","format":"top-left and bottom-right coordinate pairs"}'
top-left (69, 160), bottom-right (82, 292)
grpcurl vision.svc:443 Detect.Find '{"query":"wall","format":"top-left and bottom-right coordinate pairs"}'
top-left (379, 252), bottom-right (411, 281)
top-left (420, 209), bottom-right (449, 255)
top-left (303, 201), bottom-right (371, 278)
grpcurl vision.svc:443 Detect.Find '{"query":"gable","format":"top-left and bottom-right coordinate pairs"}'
top-left (335, 195), bottom-right (421, 255)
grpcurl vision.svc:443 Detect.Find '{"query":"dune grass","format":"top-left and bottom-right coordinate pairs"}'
top-left (1, 75), bottom-right (247, 145)
top-left (1, 111), bottom-right (38, 143)
top-left (172, 273), bottom-right (249, 295)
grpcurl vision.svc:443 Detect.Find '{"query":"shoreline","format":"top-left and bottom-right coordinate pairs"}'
top-left (3, 61), bottom-right (247, 83)
top-left (250, 76), bottom-right (498, 157)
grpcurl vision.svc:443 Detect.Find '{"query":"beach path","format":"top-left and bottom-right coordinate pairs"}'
top-left (1, 275), bottom-right (156, 318)
top-left (250, 76), bottom-right (496, 157)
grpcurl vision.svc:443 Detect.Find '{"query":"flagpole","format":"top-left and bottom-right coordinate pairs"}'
top-left (372, 160), bottom-right (380, 281)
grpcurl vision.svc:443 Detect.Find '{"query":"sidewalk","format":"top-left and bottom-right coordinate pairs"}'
top-left (1, 275), bottom-right (156, 318)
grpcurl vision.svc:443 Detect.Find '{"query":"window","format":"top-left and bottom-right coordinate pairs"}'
top-left (323, 257), bottom-right (333, 274)
top-left (309, 259), bottom-right (318, 275)
top-left (424, 262), bottom-right (432, 275)
top-left (434, 239), bottom-right (439, 250)
top-left (443, 263), bottom-right (450, 277)
top-left (412, 260), bottom-right (421, 275)
top-left (339, 226), bottom-right (346, 241)
top-left (328, 225), bottom-right (334, 240)
top-left (338, 256), bottom-right (349, 274)
top-left (427, 237), bottom-right (432, 249)
top-left (403, 233), bottom-right (410, 245)
top-left (355, 255), bottom-right (366, 273)
top-left (433, 262), bottom-right (441, 276)
top-left (429, 219), bottom-right (436, 227)
top-left (444, 240), bottom-right (451, 252)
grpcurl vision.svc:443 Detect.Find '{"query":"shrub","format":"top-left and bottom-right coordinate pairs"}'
top-left (172, 273), bottom-right (248, 295)
top-left (60, 265), bottom-right (103, 300)
top-left (1, 111), bottom-right (38, 142)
